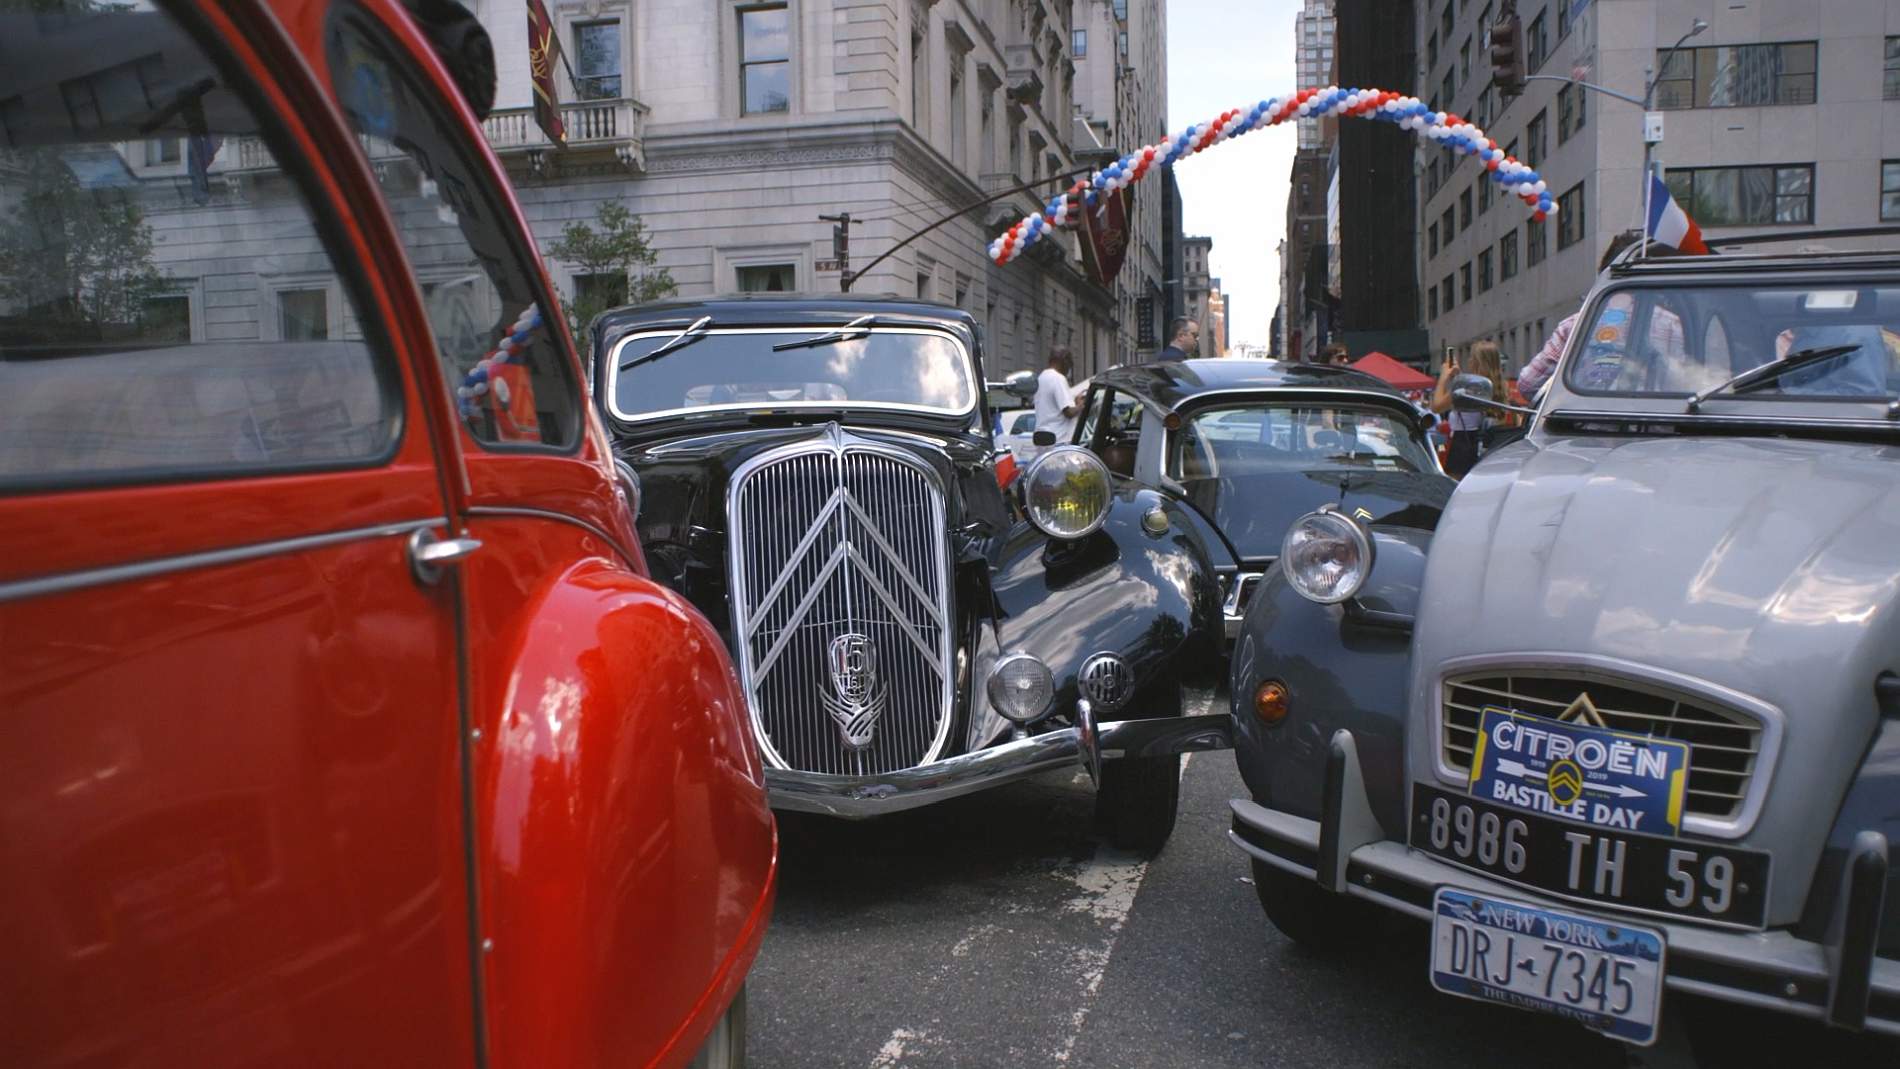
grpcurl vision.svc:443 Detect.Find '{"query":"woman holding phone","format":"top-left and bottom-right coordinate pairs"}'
top-left (1431, 341), bottom-right (1513, 478)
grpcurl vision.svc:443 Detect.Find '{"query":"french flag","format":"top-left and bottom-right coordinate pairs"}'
top-left (1646, 172), bottom-right (1709, 254)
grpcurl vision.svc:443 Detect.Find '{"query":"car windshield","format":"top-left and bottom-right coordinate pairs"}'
top-left (1173, 403), bottom-right (1435, 479)
top-left (1563, 282), bottom-right (1900, 399)
top-left (608, 327), bottom-right (976, 421)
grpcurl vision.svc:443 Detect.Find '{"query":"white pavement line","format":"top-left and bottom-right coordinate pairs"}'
top-left (1050, 846), bottom-right (1152, 1064)
top-left (869, 1026), bottom-right (928, 1068)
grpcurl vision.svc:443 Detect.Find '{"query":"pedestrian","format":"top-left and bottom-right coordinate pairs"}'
top-left (1032, 347), bottom-right (1079, 449)
top-left (1321, 343), bottom-right (1350, 366)
top-left (1157, 317), bottom-right (1200, 361)
top-left (1432, 340), bottom-right (1513, 478)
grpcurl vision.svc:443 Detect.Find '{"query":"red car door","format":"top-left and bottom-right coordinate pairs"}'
top-left (0, 4), bottom-right (481, 1065)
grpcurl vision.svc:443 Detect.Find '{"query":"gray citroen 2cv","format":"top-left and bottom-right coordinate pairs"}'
top-left (1227, 238), bottom-right (1900, 1050)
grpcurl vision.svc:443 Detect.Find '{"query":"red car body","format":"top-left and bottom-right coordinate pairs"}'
top-left (0, 1), bottom-right (774, 1066)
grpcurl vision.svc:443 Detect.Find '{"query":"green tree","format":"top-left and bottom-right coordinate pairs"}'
top-left (546, 199), bottom-right (675, 344)
top-left (0, 148), bottom-right (169, 339)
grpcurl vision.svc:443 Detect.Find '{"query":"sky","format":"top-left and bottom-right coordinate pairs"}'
top-left (1166, 0), bottom-right (1306, 352)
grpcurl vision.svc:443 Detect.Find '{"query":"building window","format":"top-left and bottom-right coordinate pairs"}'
top-left (1664, 164), bottom-right (1813, 225)
top-left (910, 30), bottom-right (927, 128)
top-left (572, 19), bottom-right (622, 100)
top-left (1557, 81), bottom-right (1586, 143)
top-left (1008, 113), bottom-right (1022, 176)
top-left (1527, 8), bottom-right (1547, 71)
top-left (1440, 0), bottom-right (1453, 42)
top-left (1556, 181), bottom-right (1585, 249)
top-left (1073, 28), bottom-right (1086, 57)
top-left (1460, 262), bottom-right (1472, 303)
top-left (1887, 38), bottom-right (1900, 101)
top-left (140, 293), bottom-right (191, 343)
top-left (1884, 161), bottom-right (1900, 222)
top-left (1476, 85), bottom-right (1492, 127)
top-left (948, 62), bottom-right (965, 168)
top-left (1557, 0), bottom-right (1571, 39)
top-left (737, 263), bottom-right (795, 291)
top-left (739, 3), bottom-right (790, 115)
top-left (1460, 37), bottom-right (1471, 85)
top-left (1527, 109), bottom-right (1547, 169)
top-left (144, 137), bottom-right (180, 165)
top-left (1459, 185), bottom-right (1473, 229)
top-left (1429, 221), bottom-right (1439, 257)
top-left (278, 287), bottom-right (330, 341)
top-left (573, 271), bottom-right (627, 309)
top-left (1440, 69), bottom-right (1455, 105)
top-left (1442, 273), bottom-right (1455, 312)
top-left (1654, 43), bottom-right (1818, 109)
top-left (1479, 171), bottom-right (1492, 213)
top-left (1427, 157), bottom-right (1439, 198)
top-left (1499, 229), bottom-right (1518, 280)
top-left (1428, 31), bottom-right (1438, 69)
top-left (979, 91), bottom-right (994, 172)
top-left (1442, 205), bottom-right (1456, 241)
top-left (1527, 217), bottom-right (1547, 266)
top-left (1478, 248), bottom-right (1493, 292)
top-left (1428, 283), bottom-right (1438, 320)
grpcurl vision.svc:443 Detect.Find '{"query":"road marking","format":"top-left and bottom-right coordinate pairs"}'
top-left (869, 1027), bottom-right (930, 1068)
top-left (1050, 845), bottom-right (1151, 1064)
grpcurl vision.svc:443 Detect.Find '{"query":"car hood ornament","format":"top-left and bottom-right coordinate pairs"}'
top-left (1557, 692), bottom-right (1608, 728)
top-left (822, 632), bottom-right (886, 749)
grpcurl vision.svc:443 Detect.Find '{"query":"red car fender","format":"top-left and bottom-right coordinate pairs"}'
top-left (474, 559), bottom-right (776, 1069)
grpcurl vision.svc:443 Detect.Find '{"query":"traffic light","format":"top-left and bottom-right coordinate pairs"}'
top-left (1490, 13), bottom-right (1525, 97)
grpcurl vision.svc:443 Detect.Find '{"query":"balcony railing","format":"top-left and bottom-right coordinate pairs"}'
top-left (225, 97), bottom-right (649, 176)
top-left (482, 97), bottom-right (648, 171)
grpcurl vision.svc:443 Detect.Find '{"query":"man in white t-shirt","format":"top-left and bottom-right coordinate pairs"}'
top-left (1032, 347), bottom-right (1079, 448)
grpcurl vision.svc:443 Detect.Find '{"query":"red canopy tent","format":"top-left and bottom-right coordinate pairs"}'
top-left (1349, 351), bottom-right (1436, 391)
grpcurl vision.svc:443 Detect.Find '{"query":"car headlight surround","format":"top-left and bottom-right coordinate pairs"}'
top-left (1280, 506), bottom-right (1376, 605)
top-left (987, 652), bottom-right (1055, 724)
top-left (1020, 446), bottom-right (1112, 540)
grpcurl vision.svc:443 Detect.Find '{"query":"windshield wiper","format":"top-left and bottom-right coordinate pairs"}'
top-left (1685, 344), bottom-right (1860, 412)
top-left (622, 315), bottom-right (712, 369)
top-left (771, 314), bottom-right (876, 352)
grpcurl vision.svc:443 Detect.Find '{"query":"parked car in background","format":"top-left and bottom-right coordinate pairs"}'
top-left (593, 296), bottom-right (1230, 852)
top-left (1074, 360), bottom-right (1452, 640)
top-left (0, 2), bottom-right (772, 1065)
top-left (1228, 242), bottom-right (1900, 1048)
top-left (995, 407), bottom-right (1040, 465)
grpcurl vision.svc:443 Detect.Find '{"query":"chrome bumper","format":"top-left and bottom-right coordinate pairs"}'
top-left (768, 701), bottom-right (1232, 819)
top-left (1227, 729), bottom-right (1900, 1038)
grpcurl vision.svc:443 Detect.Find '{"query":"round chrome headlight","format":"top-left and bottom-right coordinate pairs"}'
top-left (1280, 507), bottom-right (1375, 605)
top-left (1020, 446), bottom-right (1112, 540)
top-left (987, 652), bottom-right (1055, 724)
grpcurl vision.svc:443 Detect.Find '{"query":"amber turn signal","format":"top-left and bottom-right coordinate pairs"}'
top-left (1253, 680), bottom-right (1290, 726)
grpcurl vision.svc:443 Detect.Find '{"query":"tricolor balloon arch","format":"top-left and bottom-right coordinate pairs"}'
top-left (988, 85), bottom-right (1556, 267)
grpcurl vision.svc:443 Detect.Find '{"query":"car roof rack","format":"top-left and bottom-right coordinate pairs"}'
top-left (1608, 225), bottom-right (1900, 276)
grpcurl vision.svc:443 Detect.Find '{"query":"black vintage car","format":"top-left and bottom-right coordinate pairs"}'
top-left (592, 296), bottom-right (1230, 851)
top-left (1072, 359), bottom-right (1454, 640)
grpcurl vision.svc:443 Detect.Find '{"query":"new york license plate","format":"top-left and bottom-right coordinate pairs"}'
top-left (1431, 888), bottom-right (1666, 1045)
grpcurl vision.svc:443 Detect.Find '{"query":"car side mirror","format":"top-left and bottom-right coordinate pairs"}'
top-left (1003, 369), bottom-right (1038, 399)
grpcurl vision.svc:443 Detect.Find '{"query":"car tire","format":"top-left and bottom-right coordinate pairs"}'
top-left (1249, 858), bottom-right (1370, 953)
top-left (688, 984), bottom-right (747, 1069)
top-left (1096, 752), bottom-right (1182, 855)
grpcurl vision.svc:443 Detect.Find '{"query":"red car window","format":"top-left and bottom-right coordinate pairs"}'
top-left (0, 4), bottom-right (400, 492)
top-left (322, 12), bottom-right (582, 452)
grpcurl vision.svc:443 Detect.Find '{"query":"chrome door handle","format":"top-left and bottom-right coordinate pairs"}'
top-left (408, 528), bottom-right (482, 585)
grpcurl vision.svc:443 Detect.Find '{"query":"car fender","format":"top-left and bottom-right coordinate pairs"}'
top-left (474, 558), bottom-right (776, 1069)
top-left (987, 485), bottom-right (1223, 709)
top-left (1228, 527), bottom-right (1431, 837)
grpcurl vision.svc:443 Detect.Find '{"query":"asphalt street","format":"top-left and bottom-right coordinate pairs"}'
top-left (746, 691), bottom-right (1897, 1069)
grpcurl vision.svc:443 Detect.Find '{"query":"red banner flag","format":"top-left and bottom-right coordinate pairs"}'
top-left (1078, 187), bottom-right (1132, 288)
top-left (527, 0), bottom-right (566, 146)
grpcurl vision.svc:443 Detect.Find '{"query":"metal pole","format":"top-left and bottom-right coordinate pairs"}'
top-left (1639, 20), bottom-right (1708, 259)
top-left (842, 165), bottom-right (1097, 293)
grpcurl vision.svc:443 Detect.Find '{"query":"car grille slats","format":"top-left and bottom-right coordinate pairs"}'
top-left (1440, 672), bottom-right (1764, 821)
top-left (730, 433), bottom-right (952, 775)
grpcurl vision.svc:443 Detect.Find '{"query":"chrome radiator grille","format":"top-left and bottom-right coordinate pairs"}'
top-left (728, 429), bottom-right (952, 775)
top-left (1440, 672), bottom-right (1764, 821)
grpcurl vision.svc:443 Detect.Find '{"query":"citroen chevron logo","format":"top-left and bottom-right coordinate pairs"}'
top-left (822, 633), bottom-right (886, 749)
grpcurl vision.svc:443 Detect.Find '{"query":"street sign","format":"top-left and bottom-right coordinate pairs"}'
top-left (816, 259), bottom-right (842, 272)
